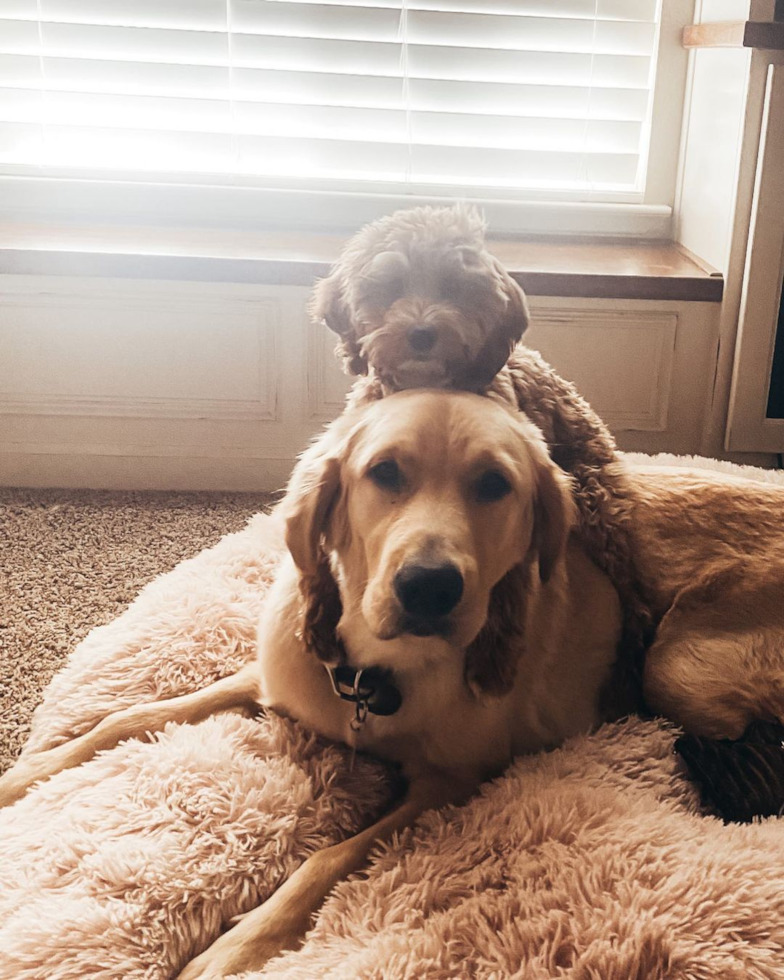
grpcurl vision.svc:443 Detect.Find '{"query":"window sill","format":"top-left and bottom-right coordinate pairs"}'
top-left (0, 222), bottom-right (724, 303)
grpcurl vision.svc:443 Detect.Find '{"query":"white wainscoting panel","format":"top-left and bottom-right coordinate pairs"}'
top-left (529, 297), bottom-right (720, 456)
top-left (308, 321), bottom-right (351, 421)
top-left (0, 277), bottom-right (317, 490)
top-left (0, 282), bottom-right (278, 420)
top-left (525, 308), bottom-right (677, 431)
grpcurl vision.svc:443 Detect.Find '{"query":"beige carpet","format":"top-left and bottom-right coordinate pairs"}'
top-left (0, 488), bottom-right (271, 774)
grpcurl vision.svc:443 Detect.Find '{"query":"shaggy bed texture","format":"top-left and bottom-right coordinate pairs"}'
top-left (1, 458), bottom-right (784, 980)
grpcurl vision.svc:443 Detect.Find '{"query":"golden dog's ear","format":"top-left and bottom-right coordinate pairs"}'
top-left (282, 432), bottom-right (349, 665)
top-left (283, 445), bottom-right (342, 577)
top-left (464, 563), bottom-right (530, 698)
top-left (464, 452), bottom-right (573, 698)
top-left (461, 258), bottom-right (530, 389)
top-left (298, 548), bottom-right (346, 665)
top-left (531, 455), bottom-right (574, 583)
top-left (309, 271), bottom-right (368, 376)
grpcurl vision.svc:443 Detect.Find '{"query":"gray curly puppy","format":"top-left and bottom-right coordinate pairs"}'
top-left (308, 204), bottom-right (653, 716)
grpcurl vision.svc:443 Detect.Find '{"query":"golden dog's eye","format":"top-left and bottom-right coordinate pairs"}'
top-left (475, 470), bottom-right (512, 503)
top-left (368, 460), bottom-right (403, 493)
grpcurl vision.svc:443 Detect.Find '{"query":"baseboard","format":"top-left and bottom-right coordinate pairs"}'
top-left (0, 452), bottom-right (295, 493)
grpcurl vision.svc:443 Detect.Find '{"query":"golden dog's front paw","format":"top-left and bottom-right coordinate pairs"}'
top-left (175, 916), bottom-right (296, 980)
top-left (0, 742), bottom-right (79, 808)
top-left (0, 764), bottom-right (37, 808)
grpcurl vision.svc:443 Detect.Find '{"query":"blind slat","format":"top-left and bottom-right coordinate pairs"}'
top-left (260, 0), bottom-right (658, 17)
top-left (0, 88), bottom-right (643, 154)
top-left (44, 0), bottom-right (225, 29)
top-left (0, 123), bottom-right (638, 186)
top-left (4, 0), bottom-right (659, 26)
top-left (0, 58), bottom-right (652, 128)
top-left (232, 36), bottom-right (651, 87)
top-left (232, 4), bottom-right (656, 56)
top-left (0, 55), bottom-right (652, 123)
top-left (0, 22), bottom-right (652, 90)
top-left (255, 0), bottom-right (659, 18)
top-left (1, 20), bottom-right (654, 72)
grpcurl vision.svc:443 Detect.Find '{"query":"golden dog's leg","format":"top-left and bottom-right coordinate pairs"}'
top-left (0, 662), bottom-right (260, 809)
top-left (175, 773), bottom-right (472, 980)
top-left (643, 569), bottom-right (784, 738)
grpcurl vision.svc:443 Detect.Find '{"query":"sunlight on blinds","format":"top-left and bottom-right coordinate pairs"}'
top-left (0, 0), bottom-right (662, 194)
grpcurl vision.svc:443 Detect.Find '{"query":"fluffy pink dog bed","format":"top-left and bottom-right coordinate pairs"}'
top-left (2, 456), bottom-right (784, 980)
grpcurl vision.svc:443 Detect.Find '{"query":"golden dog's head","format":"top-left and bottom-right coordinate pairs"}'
top-left (309, 205), bottom-right (529, 391)
top-left (282, 390), bottom-right (574, 697)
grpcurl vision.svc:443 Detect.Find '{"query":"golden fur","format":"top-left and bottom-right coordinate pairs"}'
top-left (1, 391), bottom-right (783, 978)
top-left (310, 204), bottom-right (652, 713)
top-left (628, 465), bottom-right (784, 738)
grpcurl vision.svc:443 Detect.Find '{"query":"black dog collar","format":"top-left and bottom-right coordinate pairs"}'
top-left (325, 664), bottom-right (403, 718)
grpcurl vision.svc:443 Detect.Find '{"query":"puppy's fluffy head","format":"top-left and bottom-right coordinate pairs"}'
top-left (309, 204), bottom-right (529, 391)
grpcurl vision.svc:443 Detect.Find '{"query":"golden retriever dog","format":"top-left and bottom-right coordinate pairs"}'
top-left (310, 204), bottom-right (653, 715)
top-left (2, 390), bottom-right (783, 978)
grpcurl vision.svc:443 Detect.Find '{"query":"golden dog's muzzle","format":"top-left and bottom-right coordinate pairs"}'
top-left (392, 560), bottom-right (465, 637)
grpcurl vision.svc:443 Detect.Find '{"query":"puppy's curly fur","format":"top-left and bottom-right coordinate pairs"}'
top-left (310, 203), bottom-right (527, 391)
top-left (307, 205), bottom-right (653, 716)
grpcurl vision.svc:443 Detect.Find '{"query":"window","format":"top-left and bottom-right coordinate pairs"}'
top-left (0, 1), bottom-right (693, 235)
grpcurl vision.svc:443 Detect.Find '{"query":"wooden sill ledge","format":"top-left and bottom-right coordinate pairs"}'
top-left (0, 223), bottom-right (724, 303)
top-left (683, 20), bottom-right (784, 50)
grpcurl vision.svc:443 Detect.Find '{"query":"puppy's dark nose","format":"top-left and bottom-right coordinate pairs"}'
top-left (407, 325), bottom-right (437, 353)
top-left (394, 562), bottom-right (464, 619)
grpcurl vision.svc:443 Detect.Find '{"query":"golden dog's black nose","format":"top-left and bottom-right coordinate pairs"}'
top-left (394, 562), bottom-right (464, 620)
top-left (408, 326), bottom-right (437, 353)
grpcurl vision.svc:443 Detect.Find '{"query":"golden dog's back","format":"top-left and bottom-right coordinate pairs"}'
top-left (626, 464), bottom-right (784, 615)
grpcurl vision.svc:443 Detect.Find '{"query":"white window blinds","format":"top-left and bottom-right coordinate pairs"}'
top-left (0, 0), bottom-right (661, 196)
